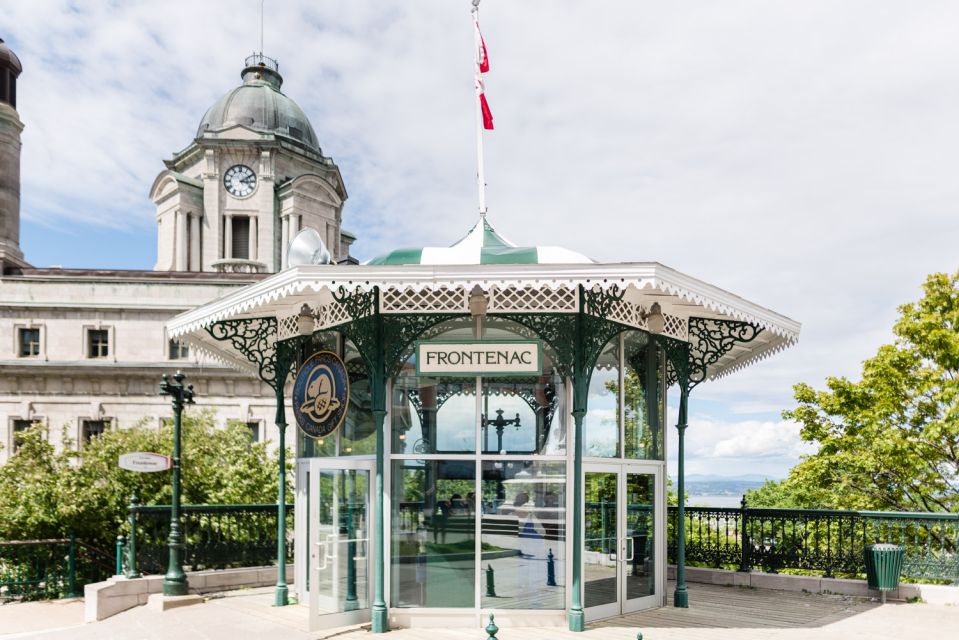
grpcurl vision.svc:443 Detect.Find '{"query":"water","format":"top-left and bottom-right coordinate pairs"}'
top-left (687, 494), bottom-right (743, 508)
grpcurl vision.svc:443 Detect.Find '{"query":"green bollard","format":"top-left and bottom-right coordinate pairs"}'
top-left (485, 613), bottom-right (499, 640)
top-left (547, 548), bottom-right (557, 586)
top-left (116, 536), bottom-right (125, 576)
top-left (486, 563), bottom-right (497, 597)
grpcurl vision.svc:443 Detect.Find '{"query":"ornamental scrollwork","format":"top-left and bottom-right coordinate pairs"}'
top-left (660, 317), bottom-right (762, 390)
top-left (206, 317), bottom-right (280, 389)
top-left (499, 313), bottom-right (577, 375)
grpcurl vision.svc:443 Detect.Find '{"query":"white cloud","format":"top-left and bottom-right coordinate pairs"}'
top-left (3, 0), bottom-right (955, 474)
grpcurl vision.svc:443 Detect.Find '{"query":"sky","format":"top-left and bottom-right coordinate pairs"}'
top-left (3, 1), bottom-right (958, 479)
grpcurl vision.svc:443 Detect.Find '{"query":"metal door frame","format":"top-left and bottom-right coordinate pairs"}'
top-left (583, 461), bottom-right (663, 622)
top-left (308, 457), bottom-right (375, 631)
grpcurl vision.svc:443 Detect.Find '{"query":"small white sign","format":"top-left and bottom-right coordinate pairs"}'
top-left (416, 340), bottom-right (542, 377)
top-left (119, 452), bottom-right (171, 472)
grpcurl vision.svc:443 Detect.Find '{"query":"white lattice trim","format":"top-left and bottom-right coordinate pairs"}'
top-left (317, 299), bottom-right (351, 329)
top-left (380, 286), bottom-right (468, 314)
top-left (277, 314), bottom-right (299, 341)
top-left (488, 285), bottom-right (577, 313)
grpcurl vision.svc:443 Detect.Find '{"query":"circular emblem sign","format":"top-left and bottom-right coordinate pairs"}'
top-left (293, 351), bottom-right (350, 438)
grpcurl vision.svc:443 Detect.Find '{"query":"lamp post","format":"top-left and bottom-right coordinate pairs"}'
top-left (159, 371), bottom-right (195, 597)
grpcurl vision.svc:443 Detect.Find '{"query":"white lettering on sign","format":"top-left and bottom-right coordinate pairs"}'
top-left (119, 452), bottom-right (171, 473)
top-left (416, 341), bottom-right (541, 376)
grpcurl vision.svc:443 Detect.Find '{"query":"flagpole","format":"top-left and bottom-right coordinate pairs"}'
top-left (472, 0), bottom-right (487, 217)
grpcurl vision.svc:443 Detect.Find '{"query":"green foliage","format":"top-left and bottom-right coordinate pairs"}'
top-left (778, 271), bottom-right (959, 512)
top-left (0, 410), bottom-right (290, 551)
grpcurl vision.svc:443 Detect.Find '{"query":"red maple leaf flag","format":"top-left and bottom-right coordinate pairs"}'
top-left (474, 18), bottom-right (493, 130)
top-left (476, 19), bottom-right (490, 73)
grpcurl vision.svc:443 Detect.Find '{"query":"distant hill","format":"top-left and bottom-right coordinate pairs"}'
top-left (684, 474), bottom-right (778, 483)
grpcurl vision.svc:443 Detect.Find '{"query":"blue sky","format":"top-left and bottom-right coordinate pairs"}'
top-left (5, 1), bottom-right (959, 478)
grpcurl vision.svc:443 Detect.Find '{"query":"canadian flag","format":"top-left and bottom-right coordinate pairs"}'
top-left (475, 19), bottom-right (493, 130)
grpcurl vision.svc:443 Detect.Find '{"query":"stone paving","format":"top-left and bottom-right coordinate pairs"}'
top-left (1, 582), bottom-right (957, 639)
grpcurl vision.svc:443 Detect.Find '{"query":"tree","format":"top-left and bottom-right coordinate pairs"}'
top-left (774, 271), bottom-right (958, 512)
top-left (0, 410), bottom-right (291, 550)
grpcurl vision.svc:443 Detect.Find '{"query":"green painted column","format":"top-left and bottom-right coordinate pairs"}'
top-left (371, 404), bottom-right (389, 632)
top-left (274, 379), bottom-right (290, 607)
top-left (568, 379), bottom-right (587, 632)
top-left (673, 384), bottom-right (689, 608)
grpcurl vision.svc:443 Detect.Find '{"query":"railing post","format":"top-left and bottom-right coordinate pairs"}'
top-left (126, 493), bottom-right (142, 579)
top-left (547, 548), bottom-right (557, 586)
top-left (738, 494), bottom-right (751, 572)
top-left (66, 530), bottom-right (79, 598)
top-left (116, 536), bottom-right (125, 576)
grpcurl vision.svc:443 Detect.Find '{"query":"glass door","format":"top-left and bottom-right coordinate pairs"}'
top-left (308, 458), bottom-right (373, 631)
top-left (584, 463), bottom-right (662, 621)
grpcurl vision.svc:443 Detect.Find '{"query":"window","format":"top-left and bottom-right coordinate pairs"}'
top-left (246, 421), bottom-right (260, 443)
top-left (87, 329), bottom-right (109, 358)
top-left (82, 419), bottom-right (109, 442)
top-left (169, 339), bottom-right (189, 360)
top-left (18, 327), bottom-right (40, 357)
top-left (12, 419), bottom-right (33, 452)
top-left (232, 216), bottom-right (250, 259)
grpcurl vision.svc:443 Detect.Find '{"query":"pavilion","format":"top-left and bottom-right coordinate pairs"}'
top-left (166, 214), bottom-right (800, 632)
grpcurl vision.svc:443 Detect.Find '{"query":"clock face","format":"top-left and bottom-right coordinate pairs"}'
top-left (224, 164), bottom-right (257, 198)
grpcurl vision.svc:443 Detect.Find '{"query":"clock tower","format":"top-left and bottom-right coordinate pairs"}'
top-left (150, 54), bottom-right (352, 273)
top-left (0, 37), bottom-right (27, 274)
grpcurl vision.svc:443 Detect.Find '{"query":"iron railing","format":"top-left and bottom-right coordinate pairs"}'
top-left (124, 503), bottom-right (294, 576)
top-left (0, 533), bottom-right (113, 601)
top-left (667, 498), bottom-right (959, 583)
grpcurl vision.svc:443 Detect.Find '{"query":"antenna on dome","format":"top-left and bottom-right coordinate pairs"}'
top-left (260, 0), bottom-right (265, 55)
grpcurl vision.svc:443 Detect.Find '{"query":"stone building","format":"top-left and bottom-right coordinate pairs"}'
top-left (0, 40), bottom-right (355, 462)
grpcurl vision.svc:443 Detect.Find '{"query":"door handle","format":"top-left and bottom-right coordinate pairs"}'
top-left (624, 537), bottom-right (634, 563)
top-left (315, 541), bottom-right (329, 571)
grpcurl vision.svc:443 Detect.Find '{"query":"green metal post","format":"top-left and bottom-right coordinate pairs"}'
top-left (160, 371), bottom-right (194, 597)
top-left (116, 536), bottom-right (125, 576)
top-left (126, 493), bottom-right (141, 579)
top-left (568, 402), bottom-right (586, 631)
top-left (274, 377), bottom-right (289, 607)
top-left (67, 529), bottom-right (78, 598)
top-left (371, 402), bottom-right (388, 632)
top-left (673, 385), bottom-right (689, 608)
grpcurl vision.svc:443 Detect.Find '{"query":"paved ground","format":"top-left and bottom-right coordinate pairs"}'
top-left (1, 582), bottom-right (957, 639)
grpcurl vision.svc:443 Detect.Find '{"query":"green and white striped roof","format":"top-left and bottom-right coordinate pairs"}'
top-left (365, 217), bottom-right (593, 266)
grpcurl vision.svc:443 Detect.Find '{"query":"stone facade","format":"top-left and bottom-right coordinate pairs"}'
top-left (0, 47), bottom-right (350, 463)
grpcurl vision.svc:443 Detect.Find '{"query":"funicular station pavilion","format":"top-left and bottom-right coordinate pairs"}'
top-left (167, 217), bottom-right (800, 632)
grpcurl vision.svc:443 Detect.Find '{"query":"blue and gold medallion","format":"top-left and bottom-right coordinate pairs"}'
top-left (293, 351), bottom-right (350, 438)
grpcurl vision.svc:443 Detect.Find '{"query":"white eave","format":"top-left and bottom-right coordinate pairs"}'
top-left (167, 262), bottom-right (800, 383)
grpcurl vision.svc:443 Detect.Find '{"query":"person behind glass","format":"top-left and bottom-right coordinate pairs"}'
top-left (433, 496), bottom-right (451, 544)
top-left (514, 492), bottom-right (544, 558)
top-left (465, 491), bottom-right (477, 517)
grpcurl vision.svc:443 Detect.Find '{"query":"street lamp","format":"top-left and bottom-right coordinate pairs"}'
top-left (159, 371), bottom-right (195, 597)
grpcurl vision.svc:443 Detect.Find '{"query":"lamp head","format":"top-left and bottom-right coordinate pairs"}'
top-left (297, 304), bottom-right (315, 336)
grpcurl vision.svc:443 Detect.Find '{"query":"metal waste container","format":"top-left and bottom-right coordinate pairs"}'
top-left (864, 543), bottom-right (904, 603)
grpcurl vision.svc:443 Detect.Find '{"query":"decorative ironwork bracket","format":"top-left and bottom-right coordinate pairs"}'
top-left (659, 317), bottom-right (763, 391)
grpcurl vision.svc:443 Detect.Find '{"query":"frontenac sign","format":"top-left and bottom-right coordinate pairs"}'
top-left (293, 351), bottom-right (350, 438)
top-left (416, 340), bottom-right (541, 377)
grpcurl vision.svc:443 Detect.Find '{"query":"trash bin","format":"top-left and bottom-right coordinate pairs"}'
top-left (864, 543), bottom-right (904, 603)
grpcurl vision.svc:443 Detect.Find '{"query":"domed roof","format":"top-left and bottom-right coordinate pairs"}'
top-left (0, 38), bottom-right (23, 75)
top-left (197, 55), bottom-right (320, 152)
top-left (365, 217), bottom-right (594, 266)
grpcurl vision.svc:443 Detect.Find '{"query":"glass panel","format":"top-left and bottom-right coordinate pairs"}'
top-left (584, 340), bottom-right (620, 457)
top-left (480, 461), bottom-right (565, 609)
top-left (391, 373), bottom-right (477, 454)
top-left (625, 473), bottom-right (655, 600)
top-left (314, 468), bottom-right (370, 614)
top-left (341, 376), bottom-right (376, 455)
top-left (481, 373), bottom-right (565, 455)
top-left (624, 334), bottom-right (664, 460)
top-left (584, 471), bottom-right (618, 608)
top-left (391, 460), bottom-right (476, 608)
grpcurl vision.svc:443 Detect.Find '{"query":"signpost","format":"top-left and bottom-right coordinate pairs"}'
top-left (119, 452), bottom-right (171, 472)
